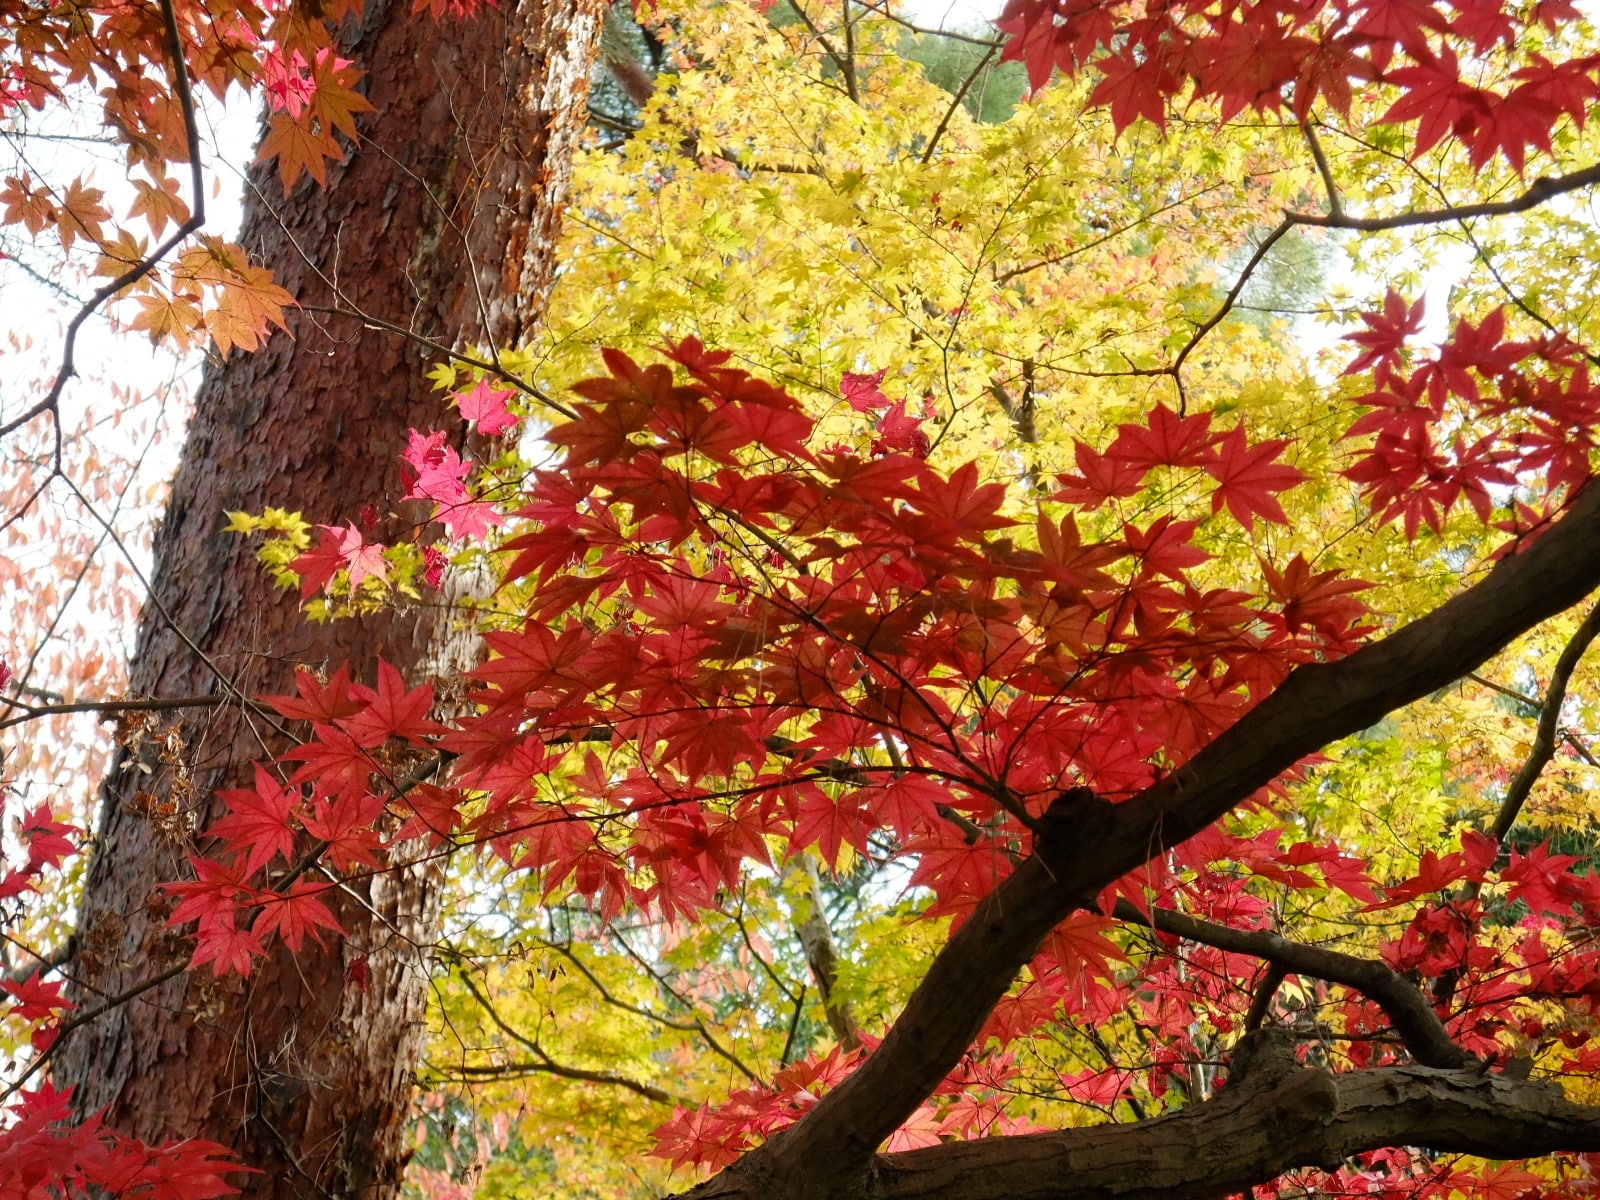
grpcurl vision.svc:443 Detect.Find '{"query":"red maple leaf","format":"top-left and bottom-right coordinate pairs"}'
top-left (3, 971), bottom-right (75, 1021)
top-left (1043, 911), bottom-right (1129, 987)
top-left (165, 857), bottom-right (257, 930)
top-left (867, 775), bottom-right (945, 839)
top-left (1461, 829), bottom-right (1500, 878)
top-left (1087, 47), bottom-right (1175, 133)
top-left (841, 369), bottom-right (890, 411)
top-left (291, 523), bottom-right (387, 599)
top-left (908, 461), bottom-right (1015, 538)
top-left (401, 429), bottom-right (471, 505)
top-left (283, 725), bottom-right (377, 802)
top-left (1191, 19), bottom-right (1313, 120)
top-left (1465, 1163), bottom-right (1546, 1200)
top-left (996, 0), bottom-right (1085, 93)
top-left (95, 1137), bottom-right (250, 1200)
top-left (1381, 47), bottom-right (1494, 162)
top-left (265, 664), bottom-right (364, 724)
top-left (1483, 90), bottom-right (1564, 173)
top-left (1509, 54), bottom-right (1600, 129)
top-left (455, 376), bottom-right (519, 436)
top-left (1344, 289), bottom-right (1426, 376)
top-left (189, 912), bottom-right (266, 979)
top-left (1203, 426), bottom-right (1307, 530)
top-left (1123, 515), bottom-right (1209, 579)
top-left (1107, 404), bottom-right (1217, 471)
top-left (1259, 553), bottom-right (1373, 646)
top-left (651, 1103), bottom-right (750, 1172)
top-left (873, 401), bottom-right (932, 459)
top-left (393, 783), bottom-right (466, 845)
top-left (300, 790), bottom-right (386, 872)
top-left (18, 804), bottom-right (76, 873)
top-left (1502, 841), bottom-right (1583, 914)
top-left (789, 791), bottom-right (873, 868)
top-left (208, 765), bottom-right (301, 877)
top-left (342, 658), bottom-right (439, 746)
top-left (1053, 440), bottom-right (1146, 506)
top-left (252, 881), bottom-right (345, 953)
top-left (1349, 0), bottom-right (1446, 57)
top-left (1369, 849), bottom-right (1469, 908)
top-left (907, 832), bottom-right (1015, 917)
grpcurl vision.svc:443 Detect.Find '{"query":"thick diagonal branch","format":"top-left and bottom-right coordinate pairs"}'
top-left (740, 481), bottom-right (1600, 1194)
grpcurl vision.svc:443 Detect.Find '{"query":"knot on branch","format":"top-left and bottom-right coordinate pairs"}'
top-left (1227, 1026), bottom-right (1301, 1089)
top-left (1035, 786), bottom-right (1119, 858)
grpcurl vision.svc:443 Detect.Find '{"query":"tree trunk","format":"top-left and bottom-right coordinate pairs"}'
top-left (55, 1), bottom-right (604, 1195)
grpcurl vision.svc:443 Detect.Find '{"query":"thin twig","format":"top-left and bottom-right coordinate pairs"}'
top-left (920, 44), bottom-right (996, 165)
top-left (297, 305), bottom-right (577, 420)
top-left (0, 693), bottom-right (269, 732)
top-left (1301, 120), bottom-right (1343, 219)
top-left (0, 0), bottom-right (207, 444)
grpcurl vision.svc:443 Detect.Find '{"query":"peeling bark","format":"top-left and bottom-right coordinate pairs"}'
top-left (54, 1), bottom-right (604, 1196)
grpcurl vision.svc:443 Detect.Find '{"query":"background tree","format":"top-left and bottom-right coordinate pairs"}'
top-left (2, 0), bottom-right (606, 1194)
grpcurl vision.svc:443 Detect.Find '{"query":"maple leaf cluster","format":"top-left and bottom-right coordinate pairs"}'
top-left (0, 804), bottom-right (249, 1195)
top-left (15, 322), bottom-right (1600, 1194)
top-left (182, 339), bottom-right (1376, 971)
top-left (993, 0), bottom-right (1598, 172)
top-left (0, 1083), bottom-right (239, 1200)
top-left (1340, 291), bottom-right (1600, 540)
top-left (160, 661), bottom-right (443, 975)
top-left (147, 337), bottom-right (1594, 1190)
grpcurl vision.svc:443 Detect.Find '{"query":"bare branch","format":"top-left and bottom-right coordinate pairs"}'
top-left (0, 693), bottom-right (270, 732)
top-left (920, 45), bottom-right (997, 165)
top-left (1112, 899), bottom-right (1470, 1069)
top-left (1294, 161), bottom-right (1600, 233)
top-left (450, 970), bottom-right (685, 1105)
top-left (1486, 599), bottom-right (1600, 842)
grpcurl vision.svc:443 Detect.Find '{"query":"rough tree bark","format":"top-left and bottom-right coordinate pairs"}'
top-left (55, 1), bottom-right (604, 1195)
top-left (677, 483), bottom-right (1600, 1200)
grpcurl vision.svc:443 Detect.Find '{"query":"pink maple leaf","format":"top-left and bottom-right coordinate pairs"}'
top-left (455, 376), bottom-right (520, 437)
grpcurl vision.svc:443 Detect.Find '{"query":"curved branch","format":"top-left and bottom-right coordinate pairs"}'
top-left (1294, 161), bottom-right (1600, 233)
top-left (451, 970), bottom-right (684, 1105)
top-left (1122, 159), bottom-right (1600, 397)
top-left (860, 1065), bottom-right (1600, 1200)
top-left (1111, 899), bottom-right (1470, 1069)
top-left (428, 1058), bottom-right (685, 1105)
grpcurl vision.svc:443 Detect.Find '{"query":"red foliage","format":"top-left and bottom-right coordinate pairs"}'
top-left (995, 0), bottom-right (1600, 171)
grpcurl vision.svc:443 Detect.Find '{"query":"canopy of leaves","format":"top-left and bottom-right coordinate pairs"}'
top-left (7, 0), bottom-right (1600, 1196)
